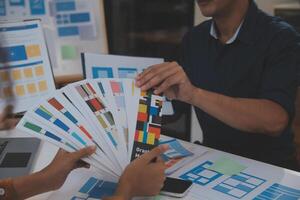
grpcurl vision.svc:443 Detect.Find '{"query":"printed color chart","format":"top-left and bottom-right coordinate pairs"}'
top-left (130, 90), bottom-right (163, 160)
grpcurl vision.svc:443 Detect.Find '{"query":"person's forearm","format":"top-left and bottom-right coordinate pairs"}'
top-left (13, 170), bottom-right (53, 199)
top-left (187, 88), bottom-right (289, 136)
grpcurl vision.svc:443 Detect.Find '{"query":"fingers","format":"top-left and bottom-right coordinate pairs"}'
top-left (70, 145), bottom-right (96, 162)
top-left (154, 71), bottom-right (185, 95)
top-left (136, 62), bottom-right (181, 91)
top-left (75, 160), bottom-right (91, 169)
top-left (139, 144), bottom-right (169, 163)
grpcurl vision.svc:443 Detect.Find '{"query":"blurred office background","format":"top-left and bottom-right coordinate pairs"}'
top-left (103, 0), bottom-right (300, 143)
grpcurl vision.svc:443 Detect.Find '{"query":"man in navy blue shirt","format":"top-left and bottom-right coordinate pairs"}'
top-left (136, 0), bottom-right (300, 170)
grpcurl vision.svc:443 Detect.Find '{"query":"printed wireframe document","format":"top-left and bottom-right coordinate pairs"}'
top-left (0, 20), bottom-right (56, 113)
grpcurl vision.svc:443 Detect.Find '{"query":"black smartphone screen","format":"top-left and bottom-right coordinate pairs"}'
top-left (161, 177), bottom-right (193, 194)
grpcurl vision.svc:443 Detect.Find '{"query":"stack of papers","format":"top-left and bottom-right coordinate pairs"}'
top-left (16, 78), bottom-right (164, 178)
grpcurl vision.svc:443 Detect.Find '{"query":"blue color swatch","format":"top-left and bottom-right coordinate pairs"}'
top-left (71, 177), bottom-right (117, 200)
top-left (0, 0), bottom-right (5, 16)
top-left (179, 161), bottom-right (223, 186)
top-left (0, 24), bottom-right (38, 32)
top-left (0, 46), bottom-right (27, 62)
top-left (118, 68), bottom-right (138, 78)
top-left (55, 1), bottom-right (76, 12)
top-left (213, 172), bottom-right (265, 199)
top-left (58, 26), bottom-right (79, 37)
top-left (29, 0), bottom-right (45, 15)
top-left (92, 67), bottom-right (114, 78)
top-left (9, 0), bottom-right (25, 6)
top-left (254, 183), bottom-right (300, 200)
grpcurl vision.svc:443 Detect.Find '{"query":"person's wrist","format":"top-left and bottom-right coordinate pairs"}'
top-left (115, 180), bottom-right (133, 200)
top-left (39, 167), bottom-right (57, 190)
top-left (186, 85), bottom-right (199, 105)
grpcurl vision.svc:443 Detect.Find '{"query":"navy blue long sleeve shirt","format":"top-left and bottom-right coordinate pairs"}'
top-left (180, 0), bottom-right (300, 166)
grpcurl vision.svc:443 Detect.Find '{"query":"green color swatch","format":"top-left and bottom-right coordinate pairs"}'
top-left (208, 156), bottom-right (247, 176)
top-left (24, 122), bottom-right (42, 133)
top-left (61, 45), bottom-right (77, 60)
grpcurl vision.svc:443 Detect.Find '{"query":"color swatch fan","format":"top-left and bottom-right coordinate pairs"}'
top-left (16, 78), bottom-right (164, 178)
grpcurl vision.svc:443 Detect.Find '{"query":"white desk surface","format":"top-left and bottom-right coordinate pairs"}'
top-left (2, 130), bottom-right (300, 200)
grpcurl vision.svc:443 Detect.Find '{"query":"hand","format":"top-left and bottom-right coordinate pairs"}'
top-left (136, 62), bottom-right (197, 103)
top-left (115, 145), bottom-right (169, 200)
top-left (0, 105), bottom-right (19, 130)
top-left (40, 146), bottom-right (96, 190)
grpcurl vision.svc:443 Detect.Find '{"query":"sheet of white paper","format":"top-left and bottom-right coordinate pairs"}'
top-left (170, 150), bottom-right (300, 200)
top-left (0, 20), bottom-right (56, 113)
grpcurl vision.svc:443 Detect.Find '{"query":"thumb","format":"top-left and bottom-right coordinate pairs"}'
top-left (71, 145), bottom-right (96, 162)
top-left (140, 144), bottom-right (169, 163)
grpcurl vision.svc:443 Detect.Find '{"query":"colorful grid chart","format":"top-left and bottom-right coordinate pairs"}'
top-left (51, 0), bottom-right (96, 39)
top-left (118, 67), bottom-right (138, 78)
top-left (180, 161), bottom-right (223, 186)
top-left (130, 90), bottom-right (163, 161)
top-left (253, 183), bottom-right (300, 200)
top-left (71, 177), bottom-right (117, 200)
top-left (160, 139), bottom-right (193, 160)
top-left (213, 172), bottom-right (266, 199)
top-left (75, 83), bottom-right (118, 147)
top-left (92, 67), bottom-right (113, 78)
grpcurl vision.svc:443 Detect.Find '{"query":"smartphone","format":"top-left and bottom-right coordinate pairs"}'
top-left (160, 177), bottom-right (193, 198)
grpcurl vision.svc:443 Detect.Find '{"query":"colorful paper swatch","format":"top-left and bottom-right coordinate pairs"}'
top-left (130, 90), bottom-right (163, 160)
top-left (17, 78), bottom-right (164, 178)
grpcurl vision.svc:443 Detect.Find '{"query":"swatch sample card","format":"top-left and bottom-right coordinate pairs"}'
top-left (130, 90), bottom-right (164, 161)
top-left (0, 20), bottom-right (56, 113)
top-left (17, 78), bottom-right (164, 178)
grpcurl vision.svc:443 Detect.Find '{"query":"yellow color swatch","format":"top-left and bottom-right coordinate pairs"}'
top-left (97, 115), bottom-right (108, 128)
top-left (141, 91), bottom-right (147, 97)
top-left (26, 45), bottom-right (41, 58)
top-left (147, 133), bottom-right (155, 145)
top-left (11, 69), bottom-right (22, 80)
top-left (38, 80), bottom-right (48, 92)
top-left (24, 68), bottom-right (33, 78)
top-left (139, 104), bottom-right (147, 113)
top-left (35, 66), bottom-right (44, 76)
top-left (138, 131), bottom-right (144, 142)
top-left (3, 87), bottom-right (13, 97)
top-left (27, 83), bottom-right (37, 94)
top-left (0, 71), bottom-right (9, 82)
top-left (15, 85), bottom-right (25, 96)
